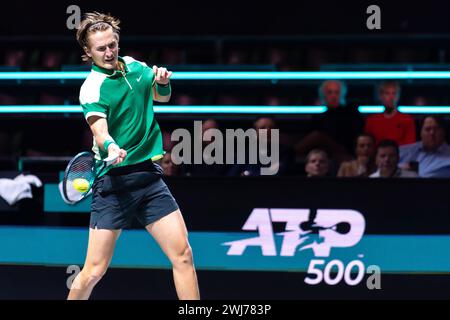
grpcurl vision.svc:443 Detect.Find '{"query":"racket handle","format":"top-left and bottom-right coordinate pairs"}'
top-left (104, 154), bottom-right (119, 166)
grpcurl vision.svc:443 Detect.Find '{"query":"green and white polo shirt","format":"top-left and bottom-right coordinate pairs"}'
top-left (79, 56), bottom-right (164, 175)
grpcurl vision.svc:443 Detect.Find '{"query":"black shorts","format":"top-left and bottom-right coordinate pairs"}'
top-left (90, 160), bottom-right (179, 230)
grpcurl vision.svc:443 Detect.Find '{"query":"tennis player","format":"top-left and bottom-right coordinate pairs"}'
top-left (68, 12), bottom-right (200, 300)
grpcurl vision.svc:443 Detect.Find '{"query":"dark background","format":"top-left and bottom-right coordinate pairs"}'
top-left (2, 0), bottom-right (450, 36)
top-left (2, 265), bottom-right (450, 299)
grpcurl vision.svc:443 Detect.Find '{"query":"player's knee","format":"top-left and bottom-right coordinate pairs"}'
top-left (172, 243), bottom-right (194, 268)
top-left (82, 265), bottom-right (107, 286)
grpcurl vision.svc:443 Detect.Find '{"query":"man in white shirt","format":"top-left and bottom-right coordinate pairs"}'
top-left (370, 140), bottom-right (418, 178)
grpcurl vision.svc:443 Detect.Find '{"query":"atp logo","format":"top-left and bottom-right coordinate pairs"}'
top-left (223, 208), bottom-right (365, 257)
top-left (223, 208), bottom-right (381, 288)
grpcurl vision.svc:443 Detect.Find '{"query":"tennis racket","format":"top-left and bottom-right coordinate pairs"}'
top-left (59, 151), bottom-right (118, 204)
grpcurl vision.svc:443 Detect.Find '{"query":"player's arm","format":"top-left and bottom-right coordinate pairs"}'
top-left (152, 65), bottom-right (172, 103)
top-left (87, 116), bottom-right (127, 165)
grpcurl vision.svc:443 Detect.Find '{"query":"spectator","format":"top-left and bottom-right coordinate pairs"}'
top-left (228, 117), bottom-right (294, 176)
top-left (161, 130), bottom-right (176, 152)
top-left (370, 140), bottom-right (417, 178)
top-left (174, 94), bottom-right (197, 105)
top-left (217, 95), bottom-right (241, 105)
top-left (364, 81), bottom-right (416, 146)
top-left (161, 48), bottom-right (183, 65)
top-left (4, 49), bottom-right (26, 67)
top-left (305, 149), bottom-right (331, 177)
top-left (227, 49), bottom-right (247, 65)
top-left (399, 116), bottom-right (450, 178)
top-left (412, 96), bottom-right (429, 106)
top-left (267, 48), bottom-right (285, 67)
top-left (263, 95), bottom-right (282, 106)
top-left (295, 80), bottom-right (363, 163)
top-left (266, 48), bottom-right (291, 70)
top-left (262, 95), bottom-right (292, 107)
top-left (161, 152), bottom-right (180, 176)
top-left (41, 51), bottom-right (63, 70)
top-left (40, 92), bottom-right (65, 105)
top-left (337, 133), bottom-right (377, 177)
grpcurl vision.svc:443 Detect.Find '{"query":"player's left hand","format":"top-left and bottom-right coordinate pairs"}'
top-left (152, 65), bottom-right (172, 85)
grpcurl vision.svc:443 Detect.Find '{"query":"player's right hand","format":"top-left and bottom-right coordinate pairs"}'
top-left (107, 143), bottom-right (127, 165)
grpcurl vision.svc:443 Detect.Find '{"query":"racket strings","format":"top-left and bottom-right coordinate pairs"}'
top-left (66, 155), bottom-right (96, 183)
top-left (62, 152), bottom-right (101, 203)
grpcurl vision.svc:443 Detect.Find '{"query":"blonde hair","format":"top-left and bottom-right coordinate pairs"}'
top-left (76, 12), bottom-right (121, 61)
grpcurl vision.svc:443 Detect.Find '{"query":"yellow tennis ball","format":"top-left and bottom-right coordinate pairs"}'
top-left (73, 178), bottom-right (90, 193)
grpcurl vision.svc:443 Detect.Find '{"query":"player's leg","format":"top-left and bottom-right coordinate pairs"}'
top-left (146, 209), bottom-right (200, 300)
top-left (67, 228), bottom-right (121, 300)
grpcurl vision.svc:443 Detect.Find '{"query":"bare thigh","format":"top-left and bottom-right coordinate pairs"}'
top-left (83, 228), bottom-right (122, 271)
top-left (145, 209), bottom-right (190, 260)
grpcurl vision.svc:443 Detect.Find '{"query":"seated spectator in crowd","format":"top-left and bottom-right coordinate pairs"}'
top-left (263, 95), bottom-right (282, 106)
top-left (399, 116), bottom-right (450, 178)
top-left (295, 80), bottom-right (363, 163)
top-left (304, 149), bottom-right (331, 177)
top-left (40, 92), bottom-right (65, 105)
top-left (262, 95), bottom-right (292, 108)
top-left (266, 48), bottom-right (291, 71)
top-left (217, 95), bottom-right (241, 105)
top-left (161, 152), bottom-right (180, 176)
top-left (267, 48), bottom-right (285, 68)
top-left (4, 49), bottom-right (26, 67)
top-left (227, 49), bottom-right (247, 65)
top-left (228, 117), bottom-right (294, 176)
top-left (337, 133), bottom-right (377, 177)
top-left (412, 96), bottom-right (429, 106)
top-left (370, 140), bottom-right (417, 178)
top-left (364, 81), bottom-right (416, 146)
top-left (161, 48), bottom-right (183, 65)
top-left (161, 130), bottom-right (176, 152)
top-left (174, 94), bottom-right (197, 105)
top-left (41, 51), bottom-right (63, 70)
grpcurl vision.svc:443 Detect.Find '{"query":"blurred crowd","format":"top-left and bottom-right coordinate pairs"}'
top-left (158, 80), bottom-right (450, 178)
top-left (1, 43), bottom-right (439, 71)
top-left (1, 46), bottom-right (450, 178)
top-left (1, 77), bottom-right (450, 178)
top-left (0, 46), bottom-right (445, 107)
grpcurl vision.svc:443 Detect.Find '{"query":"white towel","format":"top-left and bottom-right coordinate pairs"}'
top-left (0, 174), bottom-right (43, 205)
